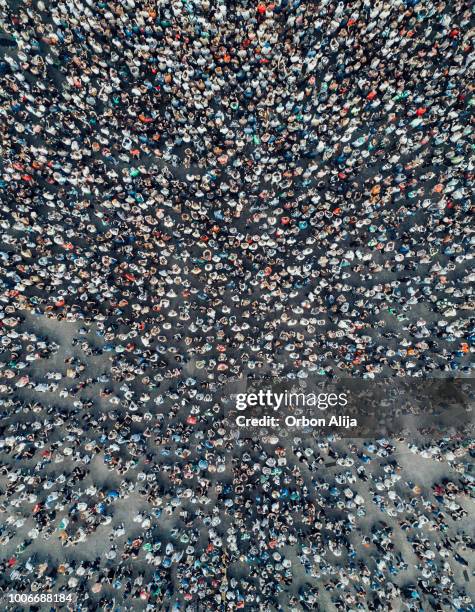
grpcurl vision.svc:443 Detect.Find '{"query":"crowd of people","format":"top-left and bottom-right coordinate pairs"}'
top-left (0, 0), bottom-right (474, 609)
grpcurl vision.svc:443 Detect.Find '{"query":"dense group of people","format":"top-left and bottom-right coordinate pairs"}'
top-left (0, 0), bottom-right (474, 609)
